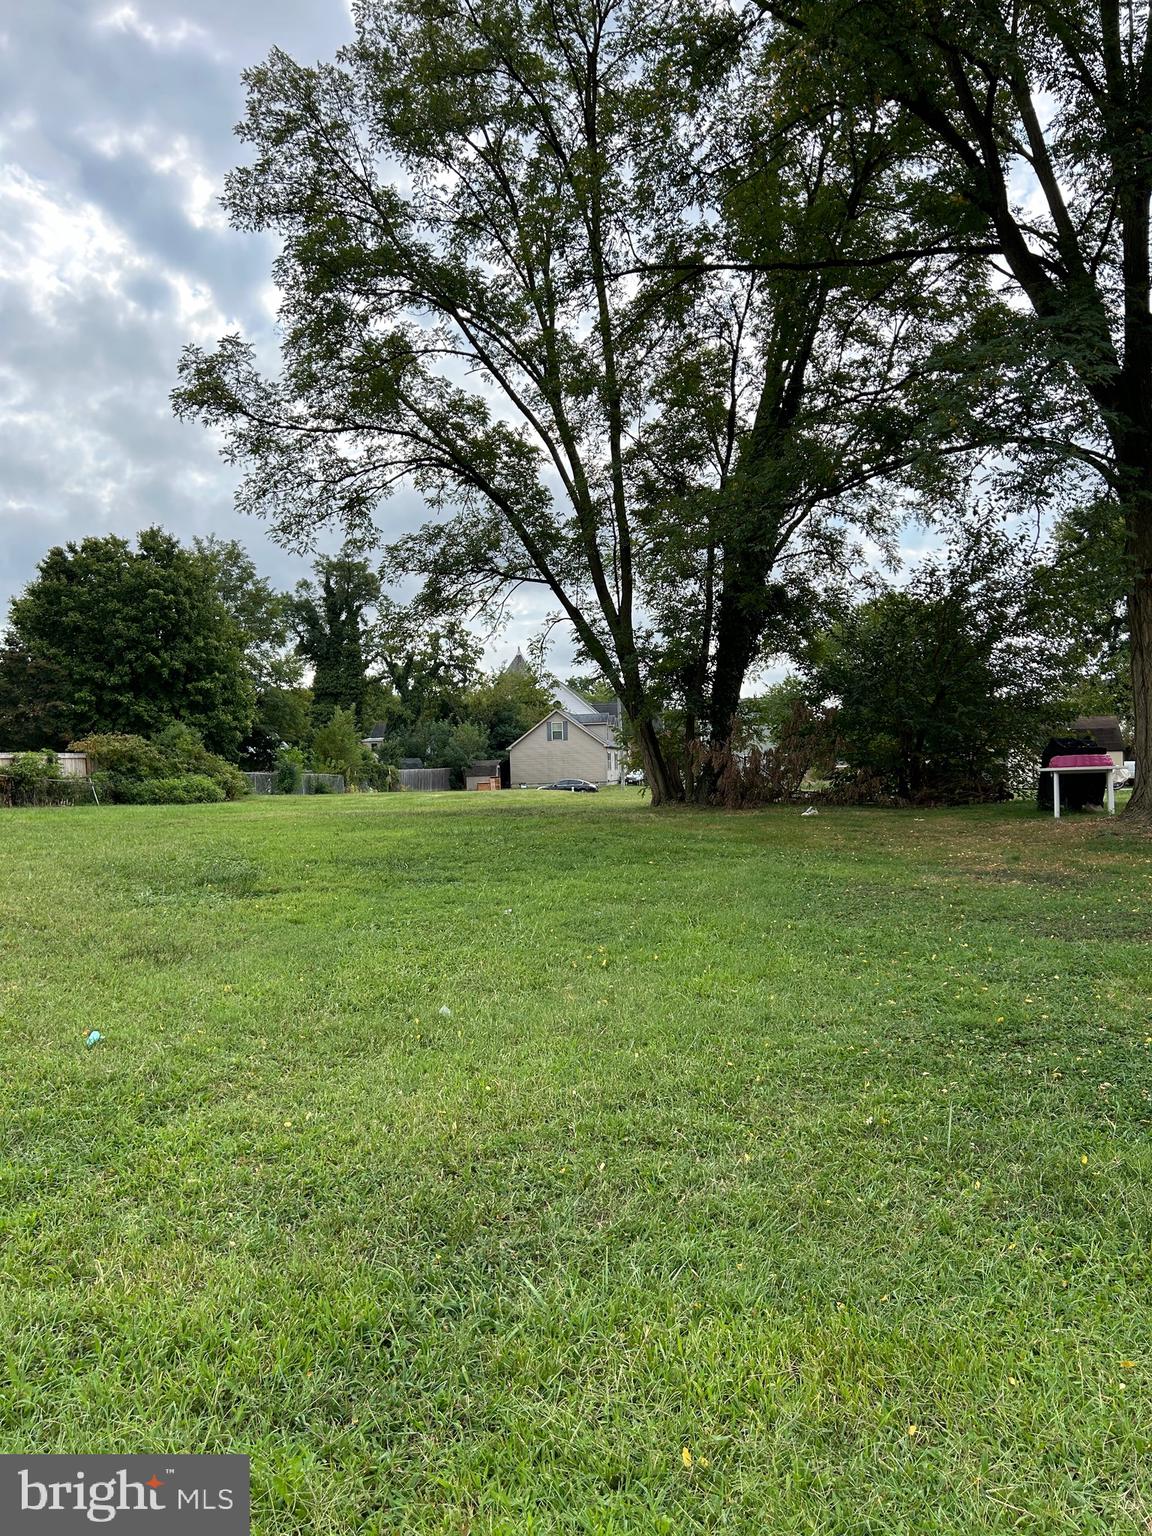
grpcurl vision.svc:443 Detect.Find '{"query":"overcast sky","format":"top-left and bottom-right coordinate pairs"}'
top-left (0, 0), bottom-right (559, 669)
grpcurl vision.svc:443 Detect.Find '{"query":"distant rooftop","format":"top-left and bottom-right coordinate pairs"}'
top-left (1071, 715), bottom-right (1124, 752)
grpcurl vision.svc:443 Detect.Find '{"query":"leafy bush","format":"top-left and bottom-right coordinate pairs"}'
top-left (149, 722), bottom-right (248, 799)
top-left (310, 706), bottom-right (373, 782)
top-left (6, 750), bottom-right (61, 793)
top-left (70, 733), bottom-right (167, 780)
top-left (354, 758), bottom-right (401, 791)
top-left (0, 751), bottom-right (89, 807)
top-left (687, 702), bottom-right (839, 808)
top-left (806, 530), bottom-right (1069, 805)
top-left (70, 727), bottom-right (246, 802)
top-left (274, 746), bottom-right (305, 794)
top-left (122, 774), bottom-right (227, 805)
top-left (395, 719), bottom-right (491, 789)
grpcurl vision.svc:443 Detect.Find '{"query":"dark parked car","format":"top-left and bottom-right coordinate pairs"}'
top-left (540, 778), bottom-right (598, 792)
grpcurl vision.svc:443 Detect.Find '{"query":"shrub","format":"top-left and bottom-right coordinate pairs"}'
top-left (687, 702), bottom-right (840, 808)
top-left (149, 722), bottom-right (247, 799)
top-left (398, 719), bottom-right (491, 788)
top-left (125, 774), bottom-right (227, 805)
top-left (354, 759), bottom-right (401, 791)
top-left (70, 733), bottom-right (167, 780)
top-left (274, 746), bottom-right (305, 794)
top-left (310, 706), bottom-right (373, 782)
top-left (71, 727), bottom-right (247, 801)
top-left (0, 751), bottom-right (88, 807)
top-left (806, 529), bottom-right (1068, 804)
top-left (7, 750), bottom-right (61, 793)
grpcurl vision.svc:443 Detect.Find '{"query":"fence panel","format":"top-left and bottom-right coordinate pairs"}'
top-left (302, 773), bottom-right (345, 794)
top-left (0, 751), bottom-right (90, 778)
top-left (243, 771), bottom-right (346, 795)
top-left (399, 767), bottom-right (451, 791)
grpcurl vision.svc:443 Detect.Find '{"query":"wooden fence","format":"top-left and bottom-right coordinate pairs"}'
top-left (399, 767), bottom-right (452, 791)
top-left (0, 751), bottom-right (90, 777)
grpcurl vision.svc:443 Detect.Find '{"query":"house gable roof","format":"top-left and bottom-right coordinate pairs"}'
top-left (505, 707), bottom-right (614, 754)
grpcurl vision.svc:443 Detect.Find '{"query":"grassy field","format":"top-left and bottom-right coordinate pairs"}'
top-left (1, 789), bottom-right (1150, 1534)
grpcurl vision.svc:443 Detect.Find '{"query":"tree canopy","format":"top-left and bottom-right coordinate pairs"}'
top-left (290, 556), bottom-right (380, 725)
top-left (0, 529), bottom-right (253, 755)
top-left (172, 0), bottom-right (1002, 803)
top-left (808, 526), bottom-right (1075, 800)
top-left (761, 0), bottom-right (1152, 810)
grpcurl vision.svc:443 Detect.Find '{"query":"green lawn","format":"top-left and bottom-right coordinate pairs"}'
top-left (1, 790), bottom-right (1150, 1533)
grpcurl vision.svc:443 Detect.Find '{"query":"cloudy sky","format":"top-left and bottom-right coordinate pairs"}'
top-left (0, 0), bottom-right (556, 668)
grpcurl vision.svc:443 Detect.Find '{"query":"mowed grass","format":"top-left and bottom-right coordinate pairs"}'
top-left (1, 790), bottom-right (1151, 1534)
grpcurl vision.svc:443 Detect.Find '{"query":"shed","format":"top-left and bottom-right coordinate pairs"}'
top-left (1069, 715), bottom-right (1124, 765)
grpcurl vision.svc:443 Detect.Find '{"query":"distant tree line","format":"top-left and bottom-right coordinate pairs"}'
top-left (2, 498), bottom-right (1124, 806)
top-left (0, 531), bottom-right (556, 788)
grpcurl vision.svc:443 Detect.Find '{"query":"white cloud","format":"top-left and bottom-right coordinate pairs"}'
top-left (93, 5), bottom-right (216, 55)
top-left (0, 165), bottom-right (139, 310)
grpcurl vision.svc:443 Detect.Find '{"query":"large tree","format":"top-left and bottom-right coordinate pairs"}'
top-left (1035, 497), bottom-right (1131, 725)
top-left (0, 529), bottom-right (252, 755)
top-left (194, 535), bottom-right (309, 766)
top-left (193, 535), bottom-right (301, 694)
top-left (463, 666), bottom-right (553, 756)
top-left (761, 0), bottom-right (1152, 812)
top-left (291, 555), bottom-right (380, 725)
top-left (173, 0), bottom-right (991, 803)
top-left (371, 598), bottom-right (484, 730)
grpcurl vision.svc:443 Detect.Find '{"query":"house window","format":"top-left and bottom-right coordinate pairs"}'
top-left (548, 719), bottom-right (568, 741)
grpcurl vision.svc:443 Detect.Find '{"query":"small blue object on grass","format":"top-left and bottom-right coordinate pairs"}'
top-left (84, 1030), bottom-right (104, 1048)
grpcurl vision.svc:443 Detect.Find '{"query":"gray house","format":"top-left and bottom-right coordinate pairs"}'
top-left (508, 682), bottom-right (623, 786)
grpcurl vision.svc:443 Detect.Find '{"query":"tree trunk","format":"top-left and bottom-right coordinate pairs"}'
top-left (686, 565), bottom-right (788, 804)
top-left (633, 716), bottom-right (678, 806)
top-left (1125, 507), bottom-right (1152, 817)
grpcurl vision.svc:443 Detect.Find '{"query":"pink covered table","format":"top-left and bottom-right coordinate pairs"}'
top-left (1039, 754), bottom-right (1116, 819)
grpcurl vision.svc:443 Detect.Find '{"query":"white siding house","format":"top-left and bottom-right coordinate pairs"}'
top-left (550, 679), bottom-right (602, 717)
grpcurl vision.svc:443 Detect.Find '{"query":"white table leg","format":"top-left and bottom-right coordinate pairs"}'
top-left (1053, 772), bottom-right (1061, 819)
top-left (1107, 769), bottom-right (1115, 814)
